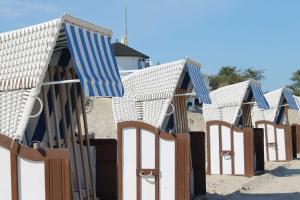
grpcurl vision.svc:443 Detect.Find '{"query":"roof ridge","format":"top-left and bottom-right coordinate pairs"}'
top-left (62, 13), bottom-right (113, 37)
top-left (0, 18), bottom-right (62, 38)
top-left (0, 13), bottom-right (113, 39)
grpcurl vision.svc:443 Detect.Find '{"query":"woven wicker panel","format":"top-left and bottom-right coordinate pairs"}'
top-left (121, 60), bottom-right (184, 100)
top-left (0, 19), bottom-right (61, 91)
top-left (203, 80), bottom-right (249, 124)
top-left (142, 99), bottom-right (170, 128)
top-left (112, 98), bottom-right (138, 123)
top-left (112, 60), bottom-right (186, 128)
top-left (0, 89), bottom-right (37, 139)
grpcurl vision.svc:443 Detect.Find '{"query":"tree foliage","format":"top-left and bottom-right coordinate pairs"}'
top-left (288, 70), bottom-right (300, 96)
top-left (208, 66), bottom-right (265, 90)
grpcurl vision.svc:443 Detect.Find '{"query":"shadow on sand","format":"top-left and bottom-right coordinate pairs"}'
top-left (204, 161), bottom-right (300, 200)
top-left (205, 192), bottom-right (300, 200)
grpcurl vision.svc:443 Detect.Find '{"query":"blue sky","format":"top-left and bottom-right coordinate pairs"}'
top-left (1, 0), bottom-right (299, 91)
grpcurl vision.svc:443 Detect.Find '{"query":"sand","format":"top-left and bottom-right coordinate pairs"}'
top-left (206, 159), bottom-right (300, 200)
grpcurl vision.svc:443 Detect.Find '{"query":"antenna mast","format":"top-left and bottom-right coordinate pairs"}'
top-left (125, 5), bottom-right (128, 41)
top-left (121, 5), bottom-right (129, 45)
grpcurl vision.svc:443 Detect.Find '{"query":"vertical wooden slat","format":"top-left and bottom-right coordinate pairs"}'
top-left (206, 125), bottom-right (211, 175)
top-left (244, 128), bottom-right (254, 177)
top-left (176, 134), bottom-right (190, 200)
top-left (117, 125), bottom-right (123, 200)
top-left (230, 127), bottom-right (235, 175)
top-left (242, 104), bottom-right (253, 127)
top-left (79, 91), bottom-right (97, 199)
top-left (173, 89), bottom-right (188, 133)
top-left (285, 126), bottom-right (293, 161)
top-left (56, 70), bottom-right (77, 199)
top-left (296, 125), bottom-right (300, 154)
top-left (68, 71), bottom-right (91, 200)
top-left (64, 70), bottom-right (84, 200)
top-left (10, 149), bottom-right (18, 200)
top-left (285, 105), bottom-right (289, 125)
top-left (136, 128), bottom-right (141, 200)
top-left (274, 127), bottom-right (279, 161)
top-left (63, 154), bottom-right (72, 200)
top-left (218, 125), bottom-right (223, 175)
top-left (42, 86), bottom-right (54, 148)
top-left (155, 131), bottom-right (159, 200)
top-left (45, 155), bottom-right (72, 200)
top-left (49, 68), bottom-right (62, 148)
top-left (71, 70), bottom-right (97, 199)
top-left (45, 159), bottom-right (50, 200)
top-left (264, 123), bottom-right (270, 161)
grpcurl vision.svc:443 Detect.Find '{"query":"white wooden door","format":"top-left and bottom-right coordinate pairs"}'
top-left (276, 128), bottom-right (286, 161)
top-left (221, 126), bottom-right (232, 175)
top-left (266, 124), bottom-right (276, 161)
top-left (209, 125), bottom-right (220, 174)
top-left (119, 122), bottom-right (187, 200)
top-left (140, 129), bottom-right (156, 200)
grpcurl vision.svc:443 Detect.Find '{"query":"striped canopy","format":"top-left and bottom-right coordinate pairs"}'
top-left (64, 23), bottom-right (124, 97)
top-left (250, 83), bottom-right (269, 109)
top-left (187, 64), bottom-right (211, 104)
top-left (283, 88), bottom-right (298, 110)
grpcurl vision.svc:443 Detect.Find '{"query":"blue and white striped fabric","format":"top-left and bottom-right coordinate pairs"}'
top-left (187, 64), bottom-right (211, 104)
top-left (283, 88), bottom-right (299, 110)
top-left (64, 23), bottom-right (124, 97)
top-left (250, 83), bottom-right (269, 109)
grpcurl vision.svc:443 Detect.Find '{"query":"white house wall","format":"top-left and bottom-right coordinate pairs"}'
top-left (116, 56), bottom-right (143, 70)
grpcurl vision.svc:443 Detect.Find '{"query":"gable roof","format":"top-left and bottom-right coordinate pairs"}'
top-left (0, 14), bottom-right (123, 140)
top-left (112, 57), bottom-right (210, 128)
top-left (203, 80), bottom-right (268, 125)
top-left (112, 42), bottom-right (149, 59)
top-left (252, 88), bottom-right (299, 123)
top-left (0, 14), bottom-right (113, 92)
top-left (294, 95), bottom-right (300, 109)
top-left (288, 95), bottom-right (300, 125)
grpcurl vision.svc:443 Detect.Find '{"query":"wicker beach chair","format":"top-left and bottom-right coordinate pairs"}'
top-left (112, 58), bottom-right (211, 200)
top-left (203, 80), bottom-right (269, 176)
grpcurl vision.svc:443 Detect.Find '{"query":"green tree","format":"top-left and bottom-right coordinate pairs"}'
top-left (242, 67), bottom-right (265, 81)
top-left (208, 66), bottom-right (265, 90)
top-left (288, 70), bottom-right (300, 96)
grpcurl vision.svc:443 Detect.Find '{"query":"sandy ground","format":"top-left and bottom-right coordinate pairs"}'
top-left (86, 99), bottom-right (207, 139)
top-left (85, 98), bottom-right (117, 139)
top-left (206, 159), bottom-right (300, 200)
top-left (86, 100), bottom-right (300, 200)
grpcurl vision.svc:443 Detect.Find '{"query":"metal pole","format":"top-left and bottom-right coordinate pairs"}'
top-left (42, 79), bottom-right (80, 86)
